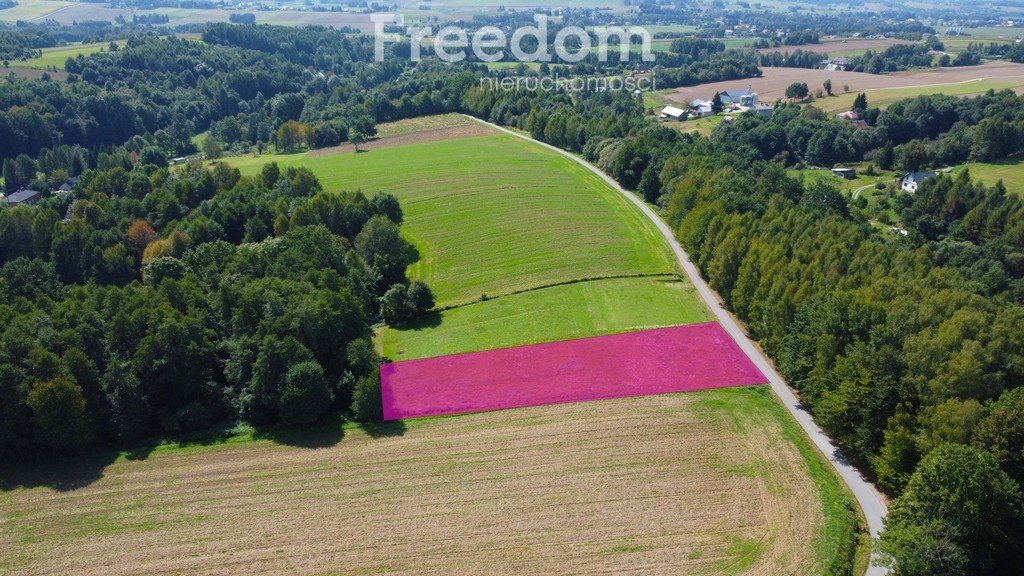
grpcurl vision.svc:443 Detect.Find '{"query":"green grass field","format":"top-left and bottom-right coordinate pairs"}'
top-left (11, 41), bottom-right (114, 69)
top-left (813, 79), bottom-right (1023, 113)
top-left (955, 159), bottom-right (1024, 195)
top-left (381, 276), bottom-right (709, 360)
top-left (225, 132), bottom-right (678, 309)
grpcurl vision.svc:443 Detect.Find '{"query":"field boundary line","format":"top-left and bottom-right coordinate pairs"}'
top-left (435, 273), bottom-right (683, 311)
top-left (464, 114), bottom-right (890, 576)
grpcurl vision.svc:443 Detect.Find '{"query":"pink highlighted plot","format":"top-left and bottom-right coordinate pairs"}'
top-left (379, 322), bottom-right (767, 421)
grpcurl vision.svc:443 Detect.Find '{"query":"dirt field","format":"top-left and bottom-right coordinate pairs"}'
top-left (37, 4), bottom-right (374, 29)
top-left (757, 38), bottom-right (905, 56)
top-left (666, 60), bottom-right (1024, 104)
top-left (1, 389), bottom-right (842, 576)
top-left (307, 123), bottom-right (496, 157)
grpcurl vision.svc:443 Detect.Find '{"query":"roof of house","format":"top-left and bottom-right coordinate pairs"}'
top-left (660, 105), bottom-right (686, 117)
top-left (1, 189), bottom-right (41, 205)
top-left (904, 171), bottom-right (937, 183)
top-left (720, 88), bottom-right (757, 102)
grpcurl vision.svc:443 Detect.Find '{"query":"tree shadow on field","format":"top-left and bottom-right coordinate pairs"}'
top-left (0, 449), bottom-right (120, 492)
top-left (253, 421), bottom-right (346, 449)
top-left (358, 420), bottom-right (406, 439)
top-left (392, 309), bottom-right (442, 331)
top-left (406, 243), bottom-right (421, 265)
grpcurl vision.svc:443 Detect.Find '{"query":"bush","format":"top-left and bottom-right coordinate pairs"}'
top-left (279, 361), bottom-right (332, 426)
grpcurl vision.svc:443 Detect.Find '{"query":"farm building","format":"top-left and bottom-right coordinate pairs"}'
top-left (822, 57), bottom-right (850, 71)
top-left (660, 105), bottom-right (687, 121)
top-left (720, 86), bottom-right (759, 107)
top-left (1, 189), bottom-right (42, 207)
top-left (690, 100), bottom-right (715, 118)
top-left (901, 171), bottom-right (937, 193)
top-left (832, 168), bottom-right (857, 179)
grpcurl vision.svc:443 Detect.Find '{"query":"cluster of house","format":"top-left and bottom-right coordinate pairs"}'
top-left (821, 57), bottom-right (850, 71)
top-left (0, 178), bottom-right (77, 208)
top-left (830, 167), bottom-right (938, 193)
top-left (660, 86), bottom-right (773, 122)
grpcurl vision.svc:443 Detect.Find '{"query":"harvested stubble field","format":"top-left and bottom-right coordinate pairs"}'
top-left (1, 388), bottom-right (855, 575)
top-left (757, 38), bottom-right (906, 57)
top-left (668, 60), bottom-right (1024, 106)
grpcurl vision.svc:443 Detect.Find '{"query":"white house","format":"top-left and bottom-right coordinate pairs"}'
top-left (659, 105), bottom-right (687, 121)
top-left (901, 171), bottom-right (937, 193)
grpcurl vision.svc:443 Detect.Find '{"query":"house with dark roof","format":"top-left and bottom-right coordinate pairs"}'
top-left (719, 86), bottom-right (759, 107)
top-left (901, 171), bottom-right (937, 193)
top-left (1, 189), bottom-right (42, 207)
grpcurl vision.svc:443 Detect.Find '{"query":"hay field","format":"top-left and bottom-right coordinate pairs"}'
top-left (667, 60), bottom-right (1024, 105)
top-left (0, 0), bottom-right (70, 22)
top-left (1, 387), bottom-right (858, 575)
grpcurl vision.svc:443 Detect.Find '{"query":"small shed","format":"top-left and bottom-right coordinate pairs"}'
top-left (832, 168), bottom-right (857, 180)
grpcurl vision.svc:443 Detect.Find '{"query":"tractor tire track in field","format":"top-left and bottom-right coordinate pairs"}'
top-left (467, 115), bottom-right (890, 576)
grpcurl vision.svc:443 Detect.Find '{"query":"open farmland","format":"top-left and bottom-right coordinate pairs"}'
top-left (954, 159), bottom-right (1024, 196)
top-left (10, 41), bottom-right (114, 70)
top-left (757, 37), bottom-right (908, 57)
top-left (381, 276), bottom-right (709, 360)
top-left (0, 0), bottom-right (71, 22)
top-left (667, 60), bottom-right (1024, 107)
top-left (0, 387), bottom-right (858, 576)
top-left (225, 117), bottom-right (678, 309)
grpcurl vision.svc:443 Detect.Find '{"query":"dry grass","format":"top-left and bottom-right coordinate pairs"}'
top-left (1, 389), bottom-right (833, 576)
top-left (667, 60), bottom-right (1024, 104)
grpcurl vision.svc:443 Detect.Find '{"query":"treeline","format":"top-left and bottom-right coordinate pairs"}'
top-left (459, 80), bottom-right (1024, 574)
top-left (758, 48), bottom-right (827, 69)
top-left (0, 160), bottom-right (432, 456)
top-left (709, 90), bottom-right (1024, 172)
top-left (846, 44), bottom-right (936, 73)
top-left (661, 157), bottom-right (1024, 575)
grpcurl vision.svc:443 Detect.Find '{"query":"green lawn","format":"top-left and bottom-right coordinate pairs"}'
top-left (225, 132), bottom-right (678, 308)
top-left (380, 276), bottom-right (709, 360)
top-left (955, 159), bottom-right (1024, 195)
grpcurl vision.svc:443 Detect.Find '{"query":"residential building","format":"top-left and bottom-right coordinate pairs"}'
top-left (901, 171), bottom-right (937, 193)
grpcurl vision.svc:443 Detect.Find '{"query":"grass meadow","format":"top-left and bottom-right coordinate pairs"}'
top-left (381, 276), bottom-right (709, 360)
top-left (10, 41), bottom-right (114, 69)
top-left (955, 159), bottom-right (1024, 196)
top-left (225, 130), bottom-right (679, 309)
top-left (813, 79), bottom-right (1024, 114)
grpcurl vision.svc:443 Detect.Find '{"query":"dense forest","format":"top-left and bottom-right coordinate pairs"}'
top-left (0, 159), bottom-right (430, 452)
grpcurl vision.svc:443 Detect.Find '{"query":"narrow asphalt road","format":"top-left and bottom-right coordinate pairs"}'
top-left (469, 115), bottom-right (890, 575)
